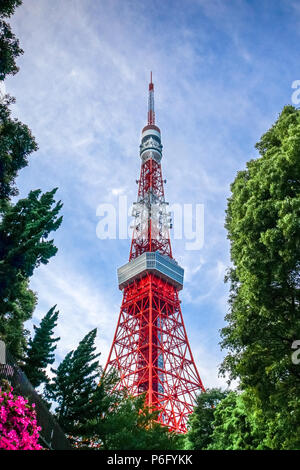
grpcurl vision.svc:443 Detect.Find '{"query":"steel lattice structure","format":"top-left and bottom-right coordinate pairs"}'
top-left (105, 74), bottom-right (205, 433)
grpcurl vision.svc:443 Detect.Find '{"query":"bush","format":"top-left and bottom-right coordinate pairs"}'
top-left (0, 380), bottom-right (42, 450)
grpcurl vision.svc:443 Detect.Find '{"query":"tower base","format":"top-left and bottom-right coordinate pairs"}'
top-left (105, 273), bottom-right (205, 433)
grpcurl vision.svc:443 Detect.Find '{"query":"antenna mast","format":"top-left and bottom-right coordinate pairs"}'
top-left (148, 71), bottom-right (155, 125)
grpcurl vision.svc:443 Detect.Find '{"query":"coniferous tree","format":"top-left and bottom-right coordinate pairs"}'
top-left (0, 190), bottom-right (62, 356)
top-left (0, 1), bottom-right (63, 358)
top-left (44, 329), bottom-right (182, 450)
top-left (45, 329), bottom-right (103, 442)
top-left (23, 306), bottom-right (60, 388)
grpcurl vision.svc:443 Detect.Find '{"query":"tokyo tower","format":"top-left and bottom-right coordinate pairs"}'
top-left (105, 74), bottom-right (205, 433)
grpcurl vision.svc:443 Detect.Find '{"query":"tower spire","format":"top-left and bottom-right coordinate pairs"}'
top-left (148, 71), bottom-right (155, 125)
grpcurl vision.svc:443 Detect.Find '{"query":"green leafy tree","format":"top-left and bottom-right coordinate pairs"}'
top-left (207, 391), bottom-right (267, 450)
top-left (94, 394), bottom-right (182, 451)
top-left (0, 0), bottom-right (23, 80)
top-left (184, 388), bottom-right (228, 450)
top-left (262, 397), bottom-right (300, 450)
top-left (0, 1), bottom-right (31, 207)
top-left (0, 96), bottom-right (38, 205)
top-left (220, 105), bottom-right (300, 449)
top-left (22, 306), bottom-right (60, 388)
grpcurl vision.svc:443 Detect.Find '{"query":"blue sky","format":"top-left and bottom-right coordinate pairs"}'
top-left (5, 0), bottom-right (300, 388)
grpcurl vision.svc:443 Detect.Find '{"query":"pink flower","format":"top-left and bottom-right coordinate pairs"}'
top-left (0, 385), bottom-right (42, 451)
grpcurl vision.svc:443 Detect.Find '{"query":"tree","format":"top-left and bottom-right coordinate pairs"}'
top-left (94, 394), bottom-right (182, 451)
top-left (22, 306), bottom-right (60, 388)
top-left (45, 328), bottom-right (182, 450)
top-left (0, 0), bottom-right (23, 80)
top-left (45, 329), bottom-right (103, 443)
top-left (207, 391), bottom-right (267, 450)
top-left (0, 96), bottom-right (38, 206)
top-left (184, 388), bottom-right (228, 450)
top-left (0, 0), bottom-right (32, 207)
top-left (0, 190), bottom-right (62, 357)
top-left (220, 105), bottom-right (300, 449)
top-left (72, 367), bottom-right (128, 449)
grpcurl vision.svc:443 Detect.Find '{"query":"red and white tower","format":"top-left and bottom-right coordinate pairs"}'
top-left (105, 74), bottom-right (205, 433)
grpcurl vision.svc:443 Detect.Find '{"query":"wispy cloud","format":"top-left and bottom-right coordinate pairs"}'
top-left (28, 259), bottom-right (119, 366)
top-left (8, 0), bottom-right (298, 389)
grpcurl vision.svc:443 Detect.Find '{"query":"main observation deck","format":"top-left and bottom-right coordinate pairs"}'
top-left (117, 252), bottom-right (184, 291)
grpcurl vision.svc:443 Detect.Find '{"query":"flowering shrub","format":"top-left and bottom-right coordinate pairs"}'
top-left (0, 380), bottom-right (42, 450)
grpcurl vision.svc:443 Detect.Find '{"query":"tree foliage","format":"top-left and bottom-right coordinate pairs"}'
top-left (23, 306), bottom-right (60, 388)
top-left (207, 391), bottom-right (267, 450)
top-left (220, 105), bottom-right (300, 449)
top-left (0, 189), bottom-right (62, 357)
top-left (95, 394), bottom-right (182, 451)
top-left (45, 328), bottom-right (182, 450)
top-left (0, 189), bottom-right (62, 281)
top-left (45, 329), bottom-right (104, 442)
top-left (0, 0), bottom-right (23, 80)
top-left (0, 97), bottom-right (38, 205)
top-left (184, 388), bottom-right (228, 450)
